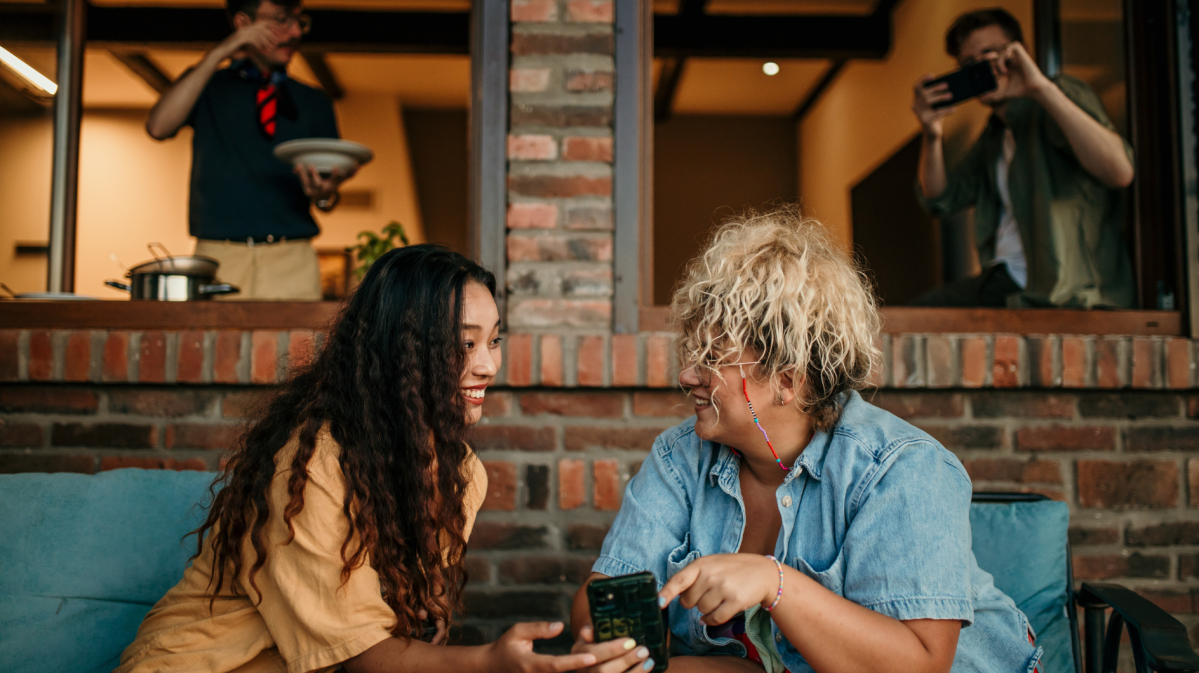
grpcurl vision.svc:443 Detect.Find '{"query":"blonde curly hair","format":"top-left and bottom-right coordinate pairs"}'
top-left (671, 206), bottom-right (881, 430)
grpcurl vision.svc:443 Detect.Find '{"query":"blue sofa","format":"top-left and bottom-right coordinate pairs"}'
top-left (0, 469), bottom-right (216, 673)
top-left (2, 471), bottom-right (1193, 673)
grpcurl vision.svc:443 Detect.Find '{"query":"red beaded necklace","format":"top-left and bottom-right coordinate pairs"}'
top-left (724, 361), bottom-right (790, 471)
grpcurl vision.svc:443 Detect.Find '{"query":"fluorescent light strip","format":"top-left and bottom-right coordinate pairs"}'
top-left (0, 46), bottom-right (57, 95)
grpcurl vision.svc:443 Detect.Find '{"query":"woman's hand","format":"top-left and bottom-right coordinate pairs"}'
top-left (658, 554), bottom-right (780, 626)
top-left (415, 609), bottom-right (447, 645)
top-left (488, 621), bottom-right (599, 673)
top-left (571, 625), bottom-right (655, 673)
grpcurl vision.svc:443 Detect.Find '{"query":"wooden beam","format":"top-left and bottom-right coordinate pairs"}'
top-left (300, 50), bottom-right (343, 100)
top-left (2, 6), bottom-right (890, 60)
top-left (653, 57), bottom-right (685, 122)
top-left (792, 59), bottom-right (845, 121)
top-left (654, 13), bottom-right (891, 59)
top-left (869, 0), bottom-right (902, 18)
top-left (0, 7), bottom-right (472, 54)
top-left (653, 0), bottom-right (706, 121)
top-left (109, 50), bottom-right (172, 94)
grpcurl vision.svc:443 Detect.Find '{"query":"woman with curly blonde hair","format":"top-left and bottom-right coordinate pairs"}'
top-left (568, 208), bottom-right (1040, 673)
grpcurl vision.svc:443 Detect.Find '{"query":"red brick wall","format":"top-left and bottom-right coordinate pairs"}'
top-left (5, 380), bottom-right (1199, 644)
top-left (506, 0), bottom-right (616, 331)
top-left (3, 0), bottom-right (1198, 656)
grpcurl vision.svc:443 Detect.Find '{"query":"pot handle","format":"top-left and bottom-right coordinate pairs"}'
top-left (104, 280), bottom-right (131, 292)
top-left (199, 283), bottom-right (240, 296)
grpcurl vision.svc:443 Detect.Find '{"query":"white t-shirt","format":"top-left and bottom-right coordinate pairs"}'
top-left (992, 127), bottom-right (1028, 288)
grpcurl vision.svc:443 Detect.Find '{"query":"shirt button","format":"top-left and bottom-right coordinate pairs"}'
top-left (775, 632), bottom-right (783, 643)
top-left (781, 495), bottom-right (792, 508)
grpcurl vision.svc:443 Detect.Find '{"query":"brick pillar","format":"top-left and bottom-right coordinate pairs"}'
top-left (507, 0), bottom-right (616, 330)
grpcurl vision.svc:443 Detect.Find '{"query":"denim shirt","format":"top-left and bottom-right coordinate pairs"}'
top-left (594, 391), bottom-right (1041, 673)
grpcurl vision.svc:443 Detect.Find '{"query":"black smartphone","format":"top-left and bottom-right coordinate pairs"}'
top-left (925, 60), bottom-right (998, 109)
top-left (588, 572), bottom-right (669, 672)
top-left (412, 618), bottom-right (439, 642)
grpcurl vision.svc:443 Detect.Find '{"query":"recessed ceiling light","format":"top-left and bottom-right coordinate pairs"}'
top-left (0, 45), bottom-right (57, 95)
top-left (762, 62), bottom-right (780, 76)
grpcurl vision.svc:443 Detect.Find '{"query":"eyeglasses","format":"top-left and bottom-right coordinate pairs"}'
top-left (689, 358), bottom-right (791, 471)
top-left (691, 358), bottom-right (761, 388)
top-left (256, 11), bottom-right (312, 35)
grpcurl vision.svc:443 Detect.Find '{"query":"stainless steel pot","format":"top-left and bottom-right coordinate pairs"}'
top-left (105, 243), bottom-right (239, 301)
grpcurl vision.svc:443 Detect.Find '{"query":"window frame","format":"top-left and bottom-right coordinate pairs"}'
top-left (613, 0), bottom-right (654, 334)
top-left (468, 0), bottom-right (509, 321)
top-left (613, 0), bottom-right (1199, 338)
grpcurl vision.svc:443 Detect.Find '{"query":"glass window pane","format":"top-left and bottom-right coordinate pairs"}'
top-left (0, 43), bottom-right (56, 295)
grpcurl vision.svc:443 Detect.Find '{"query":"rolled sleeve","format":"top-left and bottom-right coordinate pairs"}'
top-left (248, 441), bottom-right (397, 673)
top-left (919, 139), bottom-right (986, 218)
top-left (595, 431), bottom-right (695, 588)
top-left (1046, 75), bottom-right (1133, 164)
top-left (841, 441), bottom-right (975, 625)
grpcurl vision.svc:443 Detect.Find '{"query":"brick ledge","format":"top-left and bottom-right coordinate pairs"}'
top-left (1, 329), bottom-right (1195, 390)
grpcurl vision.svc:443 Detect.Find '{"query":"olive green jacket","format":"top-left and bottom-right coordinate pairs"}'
top-left (921, 75), bottom-right (1135, 308)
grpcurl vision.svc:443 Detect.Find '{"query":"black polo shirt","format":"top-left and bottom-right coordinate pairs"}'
top-left (183, 67), bottom-right (339, 241)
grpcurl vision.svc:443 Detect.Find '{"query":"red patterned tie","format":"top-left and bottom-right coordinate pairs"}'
top-left (256, 83), bottom-right (277, 138)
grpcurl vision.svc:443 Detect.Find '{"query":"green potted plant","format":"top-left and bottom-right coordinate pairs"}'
top-left (347, 221), bottom-right (409, 280)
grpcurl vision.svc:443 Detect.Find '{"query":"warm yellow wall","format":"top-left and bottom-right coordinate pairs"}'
top-left (313, 93), bottom-right (426, 251)
top-left (798, 0), bottom-right (1034, 249)
top-left (0, 115), bottom-right (53, 294)
top-left (0, 94), bottom-right (424, 296)
top-left (77, 111), bottom-right (197, 298)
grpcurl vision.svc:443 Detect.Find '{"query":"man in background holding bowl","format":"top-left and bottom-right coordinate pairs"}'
top-left (145, 0), bottom-right (352, 300)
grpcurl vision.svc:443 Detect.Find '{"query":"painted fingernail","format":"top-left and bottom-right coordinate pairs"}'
top-left (623, 639), bottom-right (636, 650)
top-left (636, 647), bottom-right (649, 659)
top-left (658, 597), bottom-right (667, 608)
top-left (642, 659), bottom-right (655, 671)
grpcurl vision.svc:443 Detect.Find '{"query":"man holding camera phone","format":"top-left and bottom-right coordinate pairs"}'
top-left (912, 9), bottom-right (1134, 308)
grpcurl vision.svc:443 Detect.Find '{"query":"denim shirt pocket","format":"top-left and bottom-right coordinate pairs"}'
top-left (792, 551), bottom-right (846, 597)
top-left (666, 534), bottom-right (701, 580)
top-left (665, 536), bottom-right (745, 658)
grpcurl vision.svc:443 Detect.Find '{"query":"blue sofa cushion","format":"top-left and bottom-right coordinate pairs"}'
top-left (970, 500), bottom-right (1072, 673)
top-left (0, 469), bottom-right (217, 673)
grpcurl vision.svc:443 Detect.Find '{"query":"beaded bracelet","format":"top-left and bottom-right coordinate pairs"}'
top-left (764, 555), bottom-right (784, 611)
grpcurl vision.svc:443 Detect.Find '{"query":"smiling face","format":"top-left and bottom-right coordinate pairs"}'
top-left (957, 24), bottom-right (1014, 107)
top-left (679, 352), bottom-right (778, 450)
top-left (459, 281), bottom-right (502, 425)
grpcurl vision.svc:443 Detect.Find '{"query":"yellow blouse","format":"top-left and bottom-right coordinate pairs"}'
top-left (116, 426), bottom-right (488, 673)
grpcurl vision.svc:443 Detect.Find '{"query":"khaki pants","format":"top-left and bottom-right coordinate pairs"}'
top-left (194, 238), bottom-right (322, 301)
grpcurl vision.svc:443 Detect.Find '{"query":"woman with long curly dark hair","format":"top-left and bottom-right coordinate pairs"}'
top-left (117, 246), bottom-right (599, 673)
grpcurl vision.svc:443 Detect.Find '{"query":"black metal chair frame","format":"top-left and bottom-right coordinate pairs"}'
top-left (972, 492), bottom-right (1199, 673)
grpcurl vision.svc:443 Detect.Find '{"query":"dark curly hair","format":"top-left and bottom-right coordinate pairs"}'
top-left (194, 244), bottom-right (497, 639)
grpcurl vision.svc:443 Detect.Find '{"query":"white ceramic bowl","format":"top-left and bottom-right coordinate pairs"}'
top-left (274, 138), bottom-right (374, 176)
